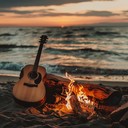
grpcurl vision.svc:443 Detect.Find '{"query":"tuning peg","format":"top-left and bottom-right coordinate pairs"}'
top-left (39, 35), bottom-right (48, 44)
top-left (40, 35), bottom-right (48, 39)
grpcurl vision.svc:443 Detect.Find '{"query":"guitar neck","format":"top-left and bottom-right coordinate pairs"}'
top-left (32, 44), bottom-right (44, 72)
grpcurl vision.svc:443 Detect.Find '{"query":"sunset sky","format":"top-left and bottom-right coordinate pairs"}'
top-left (0, 0), bottom-right (128, 26)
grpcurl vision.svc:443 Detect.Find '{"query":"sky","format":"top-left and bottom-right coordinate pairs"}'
top-left (0, 0), bottom-right (128, 26)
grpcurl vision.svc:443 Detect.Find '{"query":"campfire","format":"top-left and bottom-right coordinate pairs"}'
top-left (39, 73), bottom-right (122, 119)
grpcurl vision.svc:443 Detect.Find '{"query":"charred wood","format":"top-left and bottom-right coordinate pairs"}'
top-left (110, 102), bottom-right (128, 122)
top-left (120, 111), bottom-right (128, 127)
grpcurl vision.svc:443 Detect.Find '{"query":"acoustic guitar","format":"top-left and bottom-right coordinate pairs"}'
top-left (13, 35), bottom-right (48, 106)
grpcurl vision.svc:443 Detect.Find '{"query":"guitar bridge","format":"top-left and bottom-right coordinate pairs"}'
top-left (24, 83), bottom-right (38, 87)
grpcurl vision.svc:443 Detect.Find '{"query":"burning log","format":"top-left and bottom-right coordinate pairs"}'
top-left (44, 74), bottom-right (122, 107)
top-left (70, 92), bottom-right (92, 121)
top-left (68, 92), bottom-right (83, 115)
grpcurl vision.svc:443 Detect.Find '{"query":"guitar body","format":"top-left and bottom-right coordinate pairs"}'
top-left (13, 65), bottom-right (46, 105)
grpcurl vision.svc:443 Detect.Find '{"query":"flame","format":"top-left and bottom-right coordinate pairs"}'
top-left (65, 92), bottom-right (72, 110)
top-left (65, 72), bottom-right (75, 110)
top-left (65, 73), bottom-right (94, 111)
top-left (76, 85), bottom-right (94, 106)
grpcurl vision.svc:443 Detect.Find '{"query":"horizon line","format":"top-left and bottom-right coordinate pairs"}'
top-left (0, 22), bottom-right (128, 28)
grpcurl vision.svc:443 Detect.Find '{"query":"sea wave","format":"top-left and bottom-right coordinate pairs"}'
top-left (0, 62), bottom-right (127, 75)
top-left (0, 44), bottom-right (37, 52)
top-left (0, 44), bottom-right (37, 49)
top-left (0, 33), bottom-right (16, 37)
top-left (0, 62), bottom-right (23, 71)
top-left (45, 47), bottom-right (120, 56)
top-left (0, 26), bottom-right (128, 76)
top-left (94, 31), bottom-right (119, 36)
top-left (49, 65), bottom-right (128, 75)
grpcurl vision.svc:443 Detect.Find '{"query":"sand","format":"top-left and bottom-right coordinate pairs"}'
top-left (0, 74), bottom-right (128, 128)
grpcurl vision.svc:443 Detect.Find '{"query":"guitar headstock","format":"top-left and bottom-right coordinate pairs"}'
top-left (39, 35), bottom-right (48, 44)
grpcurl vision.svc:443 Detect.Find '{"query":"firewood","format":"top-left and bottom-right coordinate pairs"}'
top-left (110, 102), bottom-right (128, 122)
top-left (69, 92), bottom-right (83, 115)
top-left (45, 74), bottom-right (122, 106)
top-left (120, 111), bottom-right (128, 127)
top-left (94, 104), bottom-right (117, 116)
top-left (110, 122), bottom-right (125, 128)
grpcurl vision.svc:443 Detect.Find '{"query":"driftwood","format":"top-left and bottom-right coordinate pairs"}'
top-left (120, 111), bottom-right (128, 127)
top-left (44, 74), bottom-right (122, 106)
top-left (109, 102), bottom-right (128, 127)
top-left (110, 102), bottom-right (128, 122)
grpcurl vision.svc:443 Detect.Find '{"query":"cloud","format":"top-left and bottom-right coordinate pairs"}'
top-left (83, 11), bottom-right (119, 16)
top-left (123, 10), bottom-right (128, 13)
top-left (32, 10), bottom-right (120, 17)
top-left (0, 0), bottom-right (117, 18)
top-left (122, 10), bottom-right (128, 16)
top-left (5, 10), bottom-right (119, 18)
top-left (0, 8), bottom-right (53, 16)
top-left (0, 0), bottom-right (113, 8)
top-left (0, 14), bottom-right (4, 16)
top-left (0, 8), bottom-right (34, 14)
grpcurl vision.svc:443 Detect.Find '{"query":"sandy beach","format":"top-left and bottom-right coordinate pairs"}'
top-left (0, 74), bottom-right (128, 128)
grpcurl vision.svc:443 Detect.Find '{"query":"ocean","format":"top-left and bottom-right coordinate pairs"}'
top-left (0, 26), bottom-right (128, 77)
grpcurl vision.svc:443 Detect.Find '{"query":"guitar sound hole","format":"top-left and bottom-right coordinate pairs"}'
top-left (29, 71), bottom-right (38, 80)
